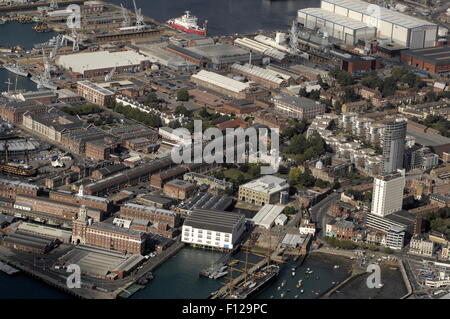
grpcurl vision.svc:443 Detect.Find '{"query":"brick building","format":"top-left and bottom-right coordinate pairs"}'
top-left (163, 179), bottom-right (197, 200)
top-left (0, 178), bottom-right (39, 200)
top-left (150, 166), bottom-right (189, 189)
top-left (77, 80), bottom-right (115, 106)
top-left (401, 46), bottom-right (450, 74)
top-left (72, 206), bottom-right (145, 254)
top-left (273, 95), bottom-right (325, 121)
top-left (0, 101), bottom-right (47, 124)
top-left (14, 194), bottom-right (103, 222)
top-left (119, 203), bottom-right (180, 228)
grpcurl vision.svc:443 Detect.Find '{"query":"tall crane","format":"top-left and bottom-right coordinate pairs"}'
top-left (104, 65), bottom-right (117, 82)
top-left (133, 0), bottom-right (147, 30)
top-left (4, 78), bottom-right (12, 94)
top-left (50, 0), bottom-right (58, 10)
top-left (50, 34), bottom-right (61, 62)
top-left (71, 27), bottom-right (80, 52)
top-left (121, 3), bottom-right (131, 28)
top-left (289, 19), bottom-right (299, 54)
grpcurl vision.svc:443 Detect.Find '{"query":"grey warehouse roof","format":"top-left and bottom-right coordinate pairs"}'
top-left (299, 8), bottom-right (374, 30)
top-left (321, 0), bottom-right (437, 29)
top-left (184, 209), bottom-right (244, 234)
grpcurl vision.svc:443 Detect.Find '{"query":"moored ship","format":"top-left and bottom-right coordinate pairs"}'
top-left (232, 264), bottom-right (280, 299)
top-left (2, 63), bottom-right (29, 77)
top-left (166, 11), bottom-right (207, 36)
top-left (0, 162), bottom-right (37, 177)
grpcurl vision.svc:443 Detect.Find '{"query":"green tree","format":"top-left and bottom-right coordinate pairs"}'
top-left (175, 105), bottom-right (191, 117)
top-left (177, 88), bottom-right (189, 102)
top-left (283, 206), bottom-right (296, 215)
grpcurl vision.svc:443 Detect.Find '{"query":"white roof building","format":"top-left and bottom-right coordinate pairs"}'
top-left (318, 0), bottom-right (437, 48)
top-left (231, 63), bottom-right (291, 86)
top-left (234, 37), bottom-right (287, 61)
top-left (275, 214), bottom-right (288, 226)
top-left (191, 70), bottom-right (250, 94)
top-left (240, 175), bottom-right (289, 195)
top-left (57, 50), bottom-right (149, 75)
top-left (252, 204), bottom-right (285, 229)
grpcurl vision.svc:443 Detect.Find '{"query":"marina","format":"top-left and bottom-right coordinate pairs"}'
top-left (0, 0), bottom-right (446, 303)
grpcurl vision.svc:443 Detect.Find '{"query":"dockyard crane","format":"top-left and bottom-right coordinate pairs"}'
top-left (4, 78), bottom-right (12, 94)
top-left (50, 0), bottom-right (58, 10)
top-left (120, 3), bottom-right (131, 28)
top-left (104, 65), bottom-right (117, 82)
top-left (50, 35), bottom-right (61, 62)
top-left (133, 0), bottom-right (147, 30)
top-left (289, 19), bottom-right (299, 54)
top-left (71, 27), bottom-right (80, 52)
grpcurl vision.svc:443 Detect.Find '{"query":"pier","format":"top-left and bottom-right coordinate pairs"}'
top-left (209, 258), bottom-right (270, 299)
top-left (0, 0), bottom-right (86, 12)
top-left (0, 261), bottom-right (20, 275)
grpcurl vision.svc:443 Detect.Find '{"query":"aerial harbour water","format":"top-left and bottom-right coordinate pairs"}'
top-left (0, 0), bottom-right (413, 301)
top-left (110, 0), bottom-right (320, 36)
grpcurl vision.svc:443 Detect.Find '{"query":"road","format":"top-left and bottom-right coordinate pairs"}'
top-left (309, 191), bottom-right (341, 240)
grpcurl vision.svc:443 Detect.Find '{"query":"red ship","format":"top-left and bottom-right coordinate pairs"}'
top-left (166, 11), bottom-right (207, 36)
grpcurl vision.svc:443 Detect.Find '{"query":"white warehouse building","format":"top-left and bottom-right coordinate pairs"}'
top-left (298, 8), bottom-right (377, 46)
top-left (182, 209), bottom-right (246, 250)
top-left (310, 0), bottom-right (437, 49)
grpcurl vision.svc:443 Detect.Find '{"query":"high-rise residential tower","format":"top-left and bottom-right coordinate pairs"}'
top-left (381, 118), bottom-right (407, 174)
top-left (371, 170), bottom-right (406, 217)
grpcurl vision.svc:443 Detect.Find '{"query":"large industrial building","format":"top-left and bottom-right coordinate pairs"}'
top-left (273, 95), bottom-right (326, 120)
top-left (298, 7), bottom-right (377, 46)
top-left (238, 175), bottom-right (289, 206)
top-left (230, 63), bottom-right (292, 89)
top-left (191, 70), bottom-right (251, 99)
top-left (300, 0), bottom-right (438, 49)
top-left (181, 209), bottom-right (246, 250)
top-left (401, 45), bottom-right (450, 74)
top-left (57, 50), bottom-right (151, 78)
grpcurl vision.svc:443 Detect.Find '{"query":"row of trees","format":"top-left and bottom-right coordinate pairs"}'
top-left (360, 67), bottom-right (422, 97)
top-left (288, 167), bottom-right (331, 189)
top-left (60, 104), bottom-right (101, 116)
top-left (104, 97), bottom-right (162, 128)
top-left (329, 67), bottom-right (423, 98)
top-left (325, 236), bottom-right (394, 253)
top-left (422, 207), bottom-right (450, 240)
top-left (420, 115), bottom-right (450, 137)
top-left (284, 132), bottom-right (328, 165)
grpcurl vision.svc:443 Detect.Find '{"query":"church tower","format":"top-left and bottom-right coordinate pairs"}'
top-left (72, 205), bottom-right (88, 245)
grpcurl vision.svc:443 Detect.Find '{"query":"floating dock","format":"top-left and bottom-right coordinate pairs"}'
top-left (0, 261), bottom-right (20, 275)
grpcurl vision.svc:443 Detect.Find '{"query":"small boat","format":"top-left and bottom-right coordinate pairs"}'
top-left (315, 276), bottom-right (320, 280)
top-left (333, 265), bottom-right (340, 269)
top-left (332, 281), bottom-right (336, 285)
top-left (280, 292), bottom-right (285, 298)
top-left (211, 271), bottom-right (228, 279)
top-left (33, 22), bottom-right (50, 33)
top-left (376, 283), bottom-right (384, 288)
top-left (294, 295), bottom-right (298, 298)
top-left (296, 279), bottom-right (303, 289)
top-left (281, 280), bottom-right (286, 287)
top-left (300, 289), bottom-right (304, 294)
top-left (0, 18), bottom-right (6, 25)
top-left (292, 271), bottom-right (296, 276)
top-left (277, 286), bottom-right (281, 291)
